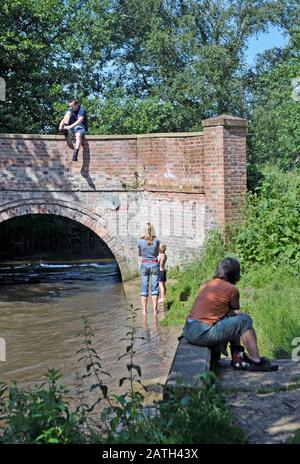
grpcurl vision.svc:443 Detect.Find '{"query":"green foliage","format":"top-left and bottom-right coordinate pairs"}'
top-left (103, 372), bottom-right (245, 444)
top-left (248, 26), bottom-right (300, 169)
top-left (0, 0), bottom-right (72, 133)
top-left (76, 315), bottom-right (112, 414)
top-left (112, 0), bottom-right (292, 124)
top-left (54, 92), bottom-right (180, 135)
top-left (99, 304), bottom-right (147, 441)
top-left (289, 429), bottom-right (300, 444)
top-left (1, 1), bottom-right (298, 134)
top-left (235, 166), bottom-right (300, 272)
top-left (0, 369), bottom-right (84, 444)
top-left (239, 264), bottom-right (300, 357)
top-left (162, 231), bottom-right (226, 326)
top-left (163, 166), bottom-right (300, 358)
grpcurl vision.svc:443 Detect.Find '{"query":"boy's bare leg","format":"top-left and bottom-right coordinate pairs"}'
top-left (158, 282), bottom-right (165, 302)
top-left (75, 132), bottom-right (82, 150)
top-left (241, 328), bottom-right (260, 362)
top-left (151, 295), bottom-right (158, 312)
top-left (72, 132), bottom-right (83, 161)
top-left (141, 296), bottom-right (148, 313)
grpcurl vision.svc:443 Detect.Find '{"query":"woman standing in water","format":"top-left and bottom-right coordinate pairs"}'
top-left (137, 223), bottom-right (160, 314)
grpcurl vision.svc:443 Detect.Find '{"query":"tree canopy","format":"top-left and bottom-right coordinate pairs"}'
top-left (0, 0), bottom-right (299, 168)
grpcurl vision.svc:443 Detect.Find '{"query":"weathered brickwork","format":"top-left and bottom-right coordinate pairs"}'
top-left (0, 115), bottom-right (247, 280)
top-left (202, 115), bottom-right (247, 228)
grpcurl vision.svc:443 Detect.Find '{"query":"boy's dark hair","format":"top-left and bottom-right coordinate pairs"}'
top-left (68, 97), bottom-right (78, 104)
top-left (214, 257), bottom-right (240, 284)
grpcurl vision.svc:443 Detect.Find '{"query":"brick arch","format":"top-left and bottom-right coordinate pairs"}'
top-left (0, 200), bottom-right (133, 281)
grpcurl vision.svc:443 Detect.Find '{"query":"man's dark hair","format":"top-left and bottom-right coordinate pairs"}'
top-left (214, 257), bottom-right (241, 284)
top-left (68, 97), bottom-right (78, 104)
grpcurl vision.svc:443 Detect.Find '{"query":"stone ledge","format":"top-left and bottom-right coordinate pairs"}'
top-left (0, 131), bottom-right (203, 141)
top-left (164, 336), bottom-right (211, 397)
top-left (202, 114), bottom-right (247, 129)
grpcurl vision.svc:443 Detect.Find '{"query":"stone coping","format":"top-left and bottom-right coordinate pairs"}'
top-left (0, 131), bottom-right (203, 140)
top-left (202, 114), bottom-right (247, 128)
top-left (165, 336), bottom-right (211, 392)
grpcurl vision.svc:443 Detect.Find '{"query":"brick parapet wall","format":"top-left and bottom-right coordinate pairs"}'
top-left (202, 115), bottom-right (247, 229)
top-left (0, 116), bottom-right (247, 280)
top-left (0, 132), bottom-right (204, 194)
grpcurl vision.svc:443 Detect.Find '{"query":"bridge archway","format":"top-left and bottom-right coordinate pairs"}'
top-left (0, 200), bottom-right (134, 281)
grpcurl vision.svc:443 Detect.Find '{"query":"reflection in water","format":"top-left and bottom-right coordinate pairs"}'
top-left (0, 260), bottom-right (177, 394)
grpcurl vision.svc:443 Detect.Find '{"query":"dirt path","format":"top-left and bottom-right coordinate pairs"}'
top-left (217, 359), bottom-right (300, 443)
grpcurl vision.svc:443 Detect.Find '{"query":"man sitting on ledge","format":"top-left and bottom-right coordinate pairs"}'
top-left (59, 98), bottom-right (88, 162)
top-left (183, 257), bottom-right (278, 372)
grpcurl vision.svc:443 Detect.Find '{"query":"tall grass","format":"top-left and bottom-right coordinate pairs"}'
top-left (239, 265), bottom-right (300, 357)
top-left (163, 236), bottom-right (300, 357)
top-left (163, 167), bottom-right (300, 358)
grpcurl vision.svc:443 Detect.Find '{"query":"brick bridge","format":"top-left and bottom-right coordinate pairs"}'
top-left (0, 115), bottom-right (247, 281)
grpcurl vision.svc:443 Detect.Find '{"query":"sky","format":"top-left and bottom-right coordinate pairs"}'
top-left (246, 26), bottom-right (289, 65)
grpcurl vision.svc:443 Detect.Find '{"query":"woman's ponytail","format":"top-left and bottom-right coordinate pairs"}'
top-left (146, 223), bottom-right (153, 245)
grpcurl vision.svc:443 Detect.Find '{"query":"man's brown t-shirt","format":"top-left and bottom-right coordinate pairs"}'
top-left (188, 277), bottom-right (240, 324)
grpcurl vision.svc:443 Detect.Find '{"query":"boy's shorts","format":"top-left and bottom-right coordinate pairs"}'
top-left (70, 125), bottom-right (86, 136)
top-left (159, 270), bottom-right (167, 282)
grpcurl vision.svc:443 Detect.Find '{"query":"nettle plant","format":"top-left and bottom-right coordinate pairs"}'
top-left (75, 307), bottom-right (148, 441)
top-left (0, 305), bottom-right (148, 444)
top-left (235, 166), bottom-right (300, 273)
top-left (0, 305), bottom-right (245, 444)
top-left (0, 369), bottom-right (84, 444)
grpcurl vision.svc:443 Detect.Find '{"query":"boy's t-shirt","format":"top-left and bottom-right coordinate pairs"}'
top-left (67, 105), bottom-right (88, 130)
top-left (188, 277), bottom-right (240, 324)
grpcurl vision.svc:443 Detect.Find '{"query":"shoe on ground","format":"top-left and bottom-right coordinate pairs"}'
top-left (231, 345), bottom-right (252, 370)
top-left (72, 149), bottom-right (79, 162)
top-left (247, 357), bottom-right (279, 372)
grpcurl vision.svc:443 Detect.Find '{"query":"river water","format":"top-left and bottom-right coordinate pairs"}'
top-left (0, 260), bottom-right (178, 396)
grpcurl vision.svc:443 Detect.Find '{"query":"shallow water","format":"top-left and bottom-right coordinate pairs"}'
top-left (0, 260), bottom-right (178, 396)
